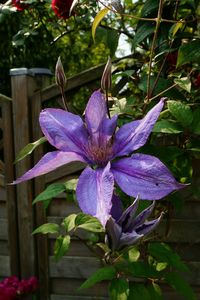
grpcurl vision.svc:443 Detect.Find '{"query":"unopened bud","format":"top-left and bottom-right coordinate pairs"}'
top-left (101, 57), bottom-right (112, 93)
top-left (55, 56), bottom-right (67, 88)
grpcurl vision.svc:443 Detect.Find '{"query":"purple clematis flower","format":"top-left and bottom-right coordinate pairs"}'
top-left (13, 90), bottom-right (184, 226)
top-left (106, 195), bottom-right (163, 251)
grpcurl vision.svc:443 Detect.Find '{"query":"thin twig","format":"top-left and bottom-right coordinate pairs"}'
top-left (147, 83), bottom-right (178, 103)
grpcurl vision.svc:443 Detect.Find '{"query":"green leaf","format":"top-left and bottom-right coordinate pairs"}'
top-left (54, 235), bottom-right (70, 261)
top-left (153, 120), bottom-right (183, 134)
top-left (156, 262), bottom-right (168, 271)
top-left (106, 29), bottom-right (119, 57)
top-left (92, 8), bottom-right (109, 41)
top-left (132, 23), bottom-right (155, 48)
top-left (32, 183), bottom-right (66, 205)
top-left (174, 77), bottom-right (191, 93)
top-left (129, 283), bottom-right (151, 300)
top-left (120, 261), bottom-right (160, 279)
top-left (147, 283), bottom-right (162, 300)
top-left (165, 272), bottom-right (197, 300)
top-left (14, 137), bottom-right (47, 163)
top-left (75, 213), bottom-right (104, 232)
top-left (171, 22), bottom-right (184, 37)
top-left (79, 266), bottom-right (116, 290)
top-left (65, 178), bottom-right (78, 191)
top-left (109, 278), bottom-right (129, 300)
top-left (123, 247), bottom-right (140, 263)
top-left (148, 242), bottom-right (189, 273)
top-left (141, 0), bottom-right (159, 17)
top-left (191, 107), bottom-right (200, 134)
top-left (177, 40), bottom-right (200, 66)
top-left (167, 100), bottom-right (193, 127)
top-left (32, 223), bottom-right (59, 235)
top-left (62, 214), bottom-right (77, 232)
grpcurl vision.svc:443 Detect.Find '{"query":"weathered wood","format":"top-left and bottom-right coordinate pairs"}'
top-left (31, 64), bottom-right (105, 104)
top-left (0, 186), bottom-right (6, 201)
top-left (30, 70), bottom-right (52, 300)
top-left (0, 256), bottom-right (11, 277)
top-left (0, 201), bottom-right (7, 218)
top-left (49, 256), bottom-right (102, 279)
top-left (0, 174), bottom-right (5, 187)
top-left (45, 162), bottom-right (85, 184)
top-left (1, 100), bottom-right (19, 275)
top-left (48, 199), bottom-right (80, 217)
top-left (10, 69), bottom-right (37, 277)
top-left (0, 241), bottom-right (9, 255)
top-left (51, 295), bottom-right (108, 300)
top-left (0, 218), bottom-right (8, 240)
top-left (50, 278), bottom-right (108, 297)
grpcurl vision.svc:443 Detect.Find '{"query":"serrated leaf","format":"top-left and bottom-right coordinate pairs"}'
top-left (32, 223), bottom-right (59, 235)
top-left (92, 8), bottom-right (109, 41)
top-left (177, 40), bottom-right (200, 66)
top-left (168, 100), bottom-right (193, 127)
top-left (191, 107), bottom-right (200, 134)
top-left (79, 266), bottom-right (116, 290)
top-left (174, 77), bottom-right (191, 93)
top-left (132, 23), bottom-right (155, 48)
top-left (153, 120), bottom-right (183, 134)
top-left (32, 183), bottom-right (66, 205)
top-left (75, 213), bottom-right (104, 232)
top-left (14, 137), bottom-right (46, 163)
top-left (148, 242), bottom-right (189, 273)
top-left (165, 272), bottom-right (197, 300)
top-left (109, 278), bottom-right (129, 300)
top-left (54, 235), bottom-right (70, 261)
top-left (62, 214), bottom-right (77, 232)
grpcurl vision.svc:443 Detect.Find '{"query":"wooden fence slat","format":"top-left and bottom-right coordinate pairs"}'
top-left (0, 218), bottom-right (8, 240)
top-left (51, 295), bottom-right (108, 300)
top-left (0, 256), bottom-right (11, 277)
top-left (49, 256), bottom-right (101, 279)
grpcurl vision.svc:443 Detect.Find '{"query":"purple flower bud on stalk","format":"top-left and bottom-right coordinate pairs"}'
top-left (101, 57), bottom-right (112, 93)
top-left (55, 56), bottom-right (67, 88)
top-left (106, 195), bottom-right (163, 251)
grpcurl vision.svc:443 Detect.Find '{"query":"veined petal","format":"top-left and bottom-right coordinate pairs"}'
top-left (112, 154), bottom-right (185, 200)
top-left (39, 108), bottom-right (88, 156)
top-left (85, 90), bottom-right (107, 136)
top-left (85, 90), bottom-right (117, 145)
top-left (119, 230), bottom-right (143, 249)
top-left (76, 163), bottom-right (114, 226)
top-left (12, 151), bottom-right (86, 184)
top-left (105, 217), bottom-right (122, 251)
top-left (136, 213), bottom-right (163, 235)
top-left (117, 196), bottom-right (139, 231)
top-left (113, 99), bottom-right (164, 157)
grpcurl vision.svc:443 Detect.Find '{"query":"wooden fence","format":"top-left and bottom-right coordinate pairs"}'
top-left (0, 65), bottom-right (200, 300)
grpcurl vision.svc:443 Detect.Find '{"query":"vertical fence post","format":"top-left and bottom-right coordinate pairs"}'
top-left (2, 99), bottom-right (20, 276)
top-left (10, 68), bottom-right (52, 287)
top-left (29, 68), bottom-right (52, 300)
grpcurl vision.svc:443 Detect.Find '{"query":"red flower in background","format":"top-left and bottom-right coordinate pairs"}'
top-left (52, 0), bottom-right (74, 19)
top-left (194, 74), bottom-right (200, 88)
top-left (12, 0), bottom-right (29, 11)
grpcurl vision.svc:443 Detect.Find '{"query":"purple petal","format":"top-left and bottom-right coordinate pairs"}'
top-left (112, 154), bottom-right (185, 200)
top-left (85, 90), bottom-right (117, 145)
top-left (119, 230), bottom-right (143, 249)
top-left (39, 108), bottom-right (88, 156)
top-left (105, 217), bottom-right (122, 251)
top-left (76, 163), bottom-right (114, 226)
top-left (136, 213), bottom-right (163, 235)
top-left (12, 151), bottom-right (86, 184)
top-left (110, 193), bottom-right (123, 221)
top-left (113, 99), bottom-right (164, 157)
top-left (85, 90), bottom-right (107, 136)
top-left (130, 201), bottom-right (155, 230)
top-left (117, 196), bottom-right (139, 231)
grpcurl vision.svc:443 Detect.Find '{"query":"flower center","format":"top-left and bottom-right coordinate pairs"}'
top-left (87, 139), bottom-right (113, 166)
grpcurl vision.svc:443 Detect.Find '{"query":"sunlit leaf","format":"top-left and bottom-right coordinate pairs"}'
top-left (109, 278), bottom-right (129, 300)
top-left (32, 223), bottom-right (59, 235)
top-left (174, 77), bottom-right (191, 93)
top-left (32, 183), bottom-right (66, 205)
top-left (92, 8), bottom-right (110, 41)
top-left (75, 213), bottom-right (104, 232)
top-left (14, 137), bottom-right (47, 163)
top-left (54, 235), bottom-right (70, 261)
top-left (62, 214), bottom-right (77, 232)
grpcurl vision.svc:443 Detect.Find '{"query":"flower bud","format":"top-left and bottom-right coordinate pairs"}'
top-left (101, 57), bottom-right (112, 93)
top-left (55, 56), bottom-right (67, 88)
